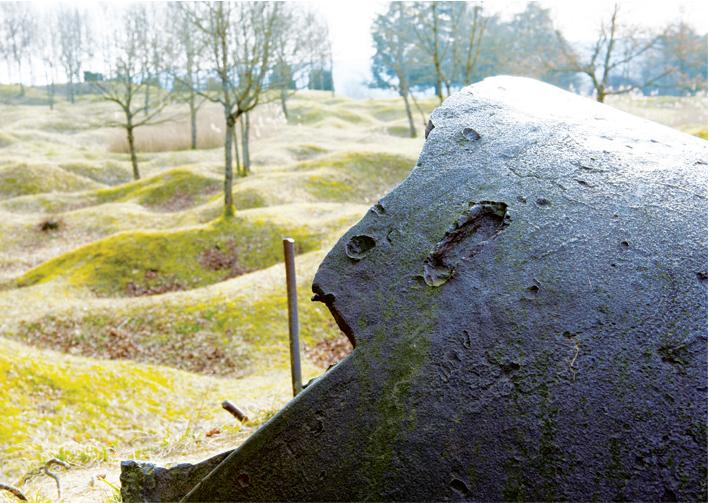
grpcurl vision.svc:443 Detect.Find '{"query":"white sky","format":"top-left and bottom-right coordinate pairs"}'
top-left (310, 0), bottom-right (709, 98)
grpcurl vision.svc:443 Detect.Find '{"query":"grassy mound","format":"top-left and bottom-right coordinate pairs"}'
top-left (387, 124), bottom-right (416, 137)
top-left (95, 167), bottom-right (222, 210)
top-left (0, 131), bottom-right (17, 147)
top-left (0, 163), bottom-right (101, 200)
top-left (195, 152), bottom-right (416, 211)
top-left (288, 143), bottom-right (329, 161)
top-left (287, 99), bottom-right (374, 126)
top-left (16, 214), bottom-right (323, 296)
top-left (684, 126), bottom-right (708, 140)
top-left (10, 250), bottom-right (352, 377)
top-left (0, 336), bottom-right (304, 483)
top-left (0, 190), bottom-right (114, 216)
top-left (59, 161), bottom-right (133, 186)
top-left (297, 151), bottom-right (415, 202)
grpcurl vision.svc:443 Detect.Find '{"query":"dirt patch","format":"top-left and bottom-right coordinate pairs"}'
top-left (155, 190), bottom-right (198, 211)
top-left (152, 185), bottom-right (220, 212)
top-left (125, 269), bottom-right (186, 297)
top-left (199, 241), bottom-right (246, 280)
top-left (37, 217), bottom-right (64, 232)
top-left (15, 317), bottom-right (246, 375)
top-left (305, 334), bottom-right (353, 369)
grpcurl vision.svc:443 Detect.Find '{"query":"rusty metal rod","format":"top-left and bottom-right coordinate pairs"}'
top-left (0, 483), bottom-right (27, 501)
top-left (283, 237), bottom-right (302, 396)
top-left (221, 400), bottom-right (249, 423)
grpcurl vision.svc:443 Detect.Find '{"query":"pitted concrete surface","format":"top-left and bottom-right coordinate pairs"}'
top-left (123, 77), bottom-right (708, 502)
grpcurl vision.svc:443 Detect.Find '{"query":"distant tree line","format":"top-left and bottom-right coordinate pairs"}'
top-left (371, 2), bottom-right (707, 137)
top-left (0, 1), bottom-right (706, 214)
top-left (0, 2), bottom-right (332, 217)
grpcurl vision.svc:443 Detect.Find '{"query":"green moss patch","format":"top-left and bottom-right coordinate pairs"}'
top-left (233, 187), bottom-right (268, 210)
top-left (287, 100), bottom-right (373, 126)
top-left (0, 336), bottom-right (298, 482)
top-left (10, 252), bottom-right (346, 377)
top-left (95, 167), bottom-right (222, 210)
top-left (684, 127), bottom-right (708, 140)
top-left (298, 151), bottom-right (415, 202)
top-left (16, 215), bottom-right (321, 296)
top-left (0, 163), bottom-right (101, 200)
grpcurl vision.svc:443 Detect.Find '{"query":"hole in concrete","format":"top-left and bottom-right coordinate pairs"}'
top-left (237, 473), bottom-right (250, 488)
top-left (500, 361), bottom-right (520, 374)
top-left (371, 202), bottom-right (385, 216)
top-left (450, 477), bottom-right (471, 495)
top-left (462, 127), bottom-right (481, 141)
top-left (662, 487), bottom-right (678, 502)
top-left (535, 197), bottom-right (551, 207)
top-left (345, 235), bottom-right (376, 261)
top-left (423, 201), bottom-right (509, 287)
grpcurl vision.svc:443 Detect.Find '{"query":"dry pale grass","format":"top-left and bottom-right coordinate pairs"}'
top-left (107, 102), bottom-right (287, 153)
top-left (606, 94), bottom-right (708, 132)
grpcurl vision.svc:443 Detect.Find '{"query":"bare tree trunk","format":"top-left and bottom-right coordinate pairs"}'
top-left (329, 50), bottom-right (335, 97)
top-left (68, 75), bottom-right (75, 104)
top-left (233, 120), bottom-right (241, 177)
top-left (189, 91), bottom-right (197, 149)
top-left (144, 81), bottom-right (150, 115)
top-left (45, 69), bottom-right (55, 110)
top-left (596, 86), bottom-right (607, 103)
top-left (280, 87), bottom-right (288, 119)
top-left (224, 114), bottom-right (235, 216)
top-left (410, 93), bottom-right (428, 130)
top-left (431, 4), bottom-right (443, 104)
top-left (240, 113), bottom-right (251, 176)
top-left (402, 92), bottom-right (417, 138)
top-left (126, 121), bottom-right (140, 180)
top-left (17, 62), bottom-right (25, 97)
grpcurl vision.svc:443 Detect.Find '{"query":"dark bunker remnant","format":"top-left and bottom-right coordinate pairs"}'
top-left (121, 77), bottom-right (707, 502)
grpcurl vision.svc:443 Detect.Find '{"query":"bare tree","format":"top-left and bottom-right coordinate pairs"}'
top-left (171, 3), bottom-right (205, 150)
top-left (556, 3), bottom-right (672, 102)
top-left (96, 6), bottom-right (171, 180)
top-left (271, 6), bottom-right (329, 120)
top-left (0, 2), bottom-right (35, 97)
top-left (412, 2), bottom-right (461, 103)
top-left (456, 3), bottom-right (487, 85)
top-left (39, 10), bottom-right (61, 109)
top-left (371, 2), bottom-right (421, 137)
top-left (136, 4), bottom-right (168, 116)
top-left (55, 6), bottom-right (90, 104)
top-left (645, 21), bottom-right (708, 95)
top-left (186, 2), bottom-right (280, 216)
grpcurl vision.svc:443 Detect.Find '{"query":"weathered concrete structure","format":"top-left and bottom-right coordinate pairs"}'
top-left (122, 77), bottom-right (708, 502)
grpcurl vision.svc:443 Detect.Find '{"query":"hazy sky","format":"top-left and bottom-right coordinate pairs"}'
top-left (312, 0), bottom-right (709, 98)
top-left (3, 1), bottom-right (707, 98)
